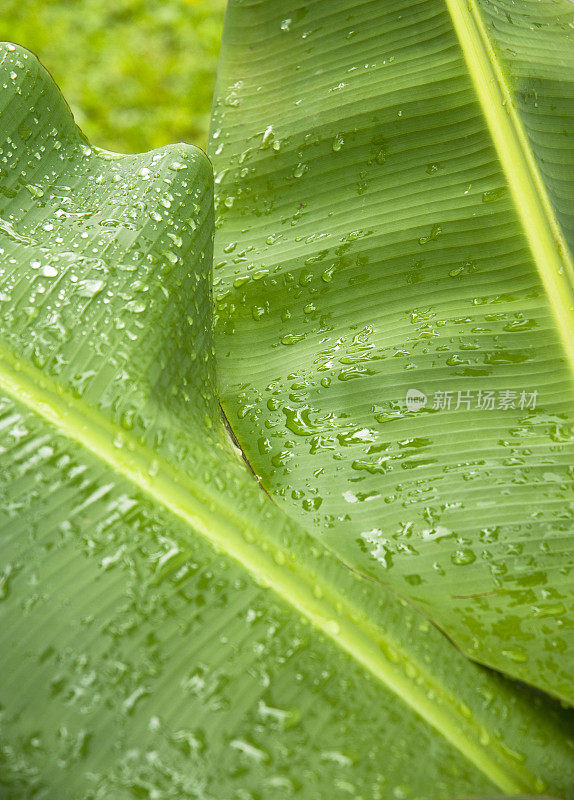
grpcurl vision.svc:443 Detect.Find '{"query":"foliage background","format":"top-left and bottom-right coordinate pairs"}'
top-left (0, 0), bottom-right (226, 153)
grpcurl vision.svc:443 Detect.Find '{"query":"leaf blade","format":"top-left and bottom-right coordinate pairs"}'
top-left (210, 0), bottom-right (574, 704)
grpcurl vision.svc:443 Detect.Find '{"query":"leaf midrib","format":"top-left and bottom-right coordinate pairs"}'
top-left (0, 339), bottom-right (546, 794)
top-left (445, 0), bottom-right (574, 382)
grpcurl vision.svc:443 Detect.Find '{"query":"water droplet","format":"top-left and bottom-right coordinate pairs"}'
top-left (418, 224), bottom-right (442, 245)
top-left (451, 548), bottom-right (476, 566)
top-left (332, 134), bottom-right (344, 152)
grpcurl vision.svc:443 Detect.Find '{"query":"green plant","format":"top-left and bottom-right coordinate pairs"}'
top-left (0, 0), bottom-right (226, 152)
top-left (1, 1), bottom-right (574, 798)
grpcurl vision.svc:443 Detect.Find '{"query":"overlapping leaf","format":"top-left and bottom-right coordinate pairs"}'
top-left (1, 40), bottom-right (574, 798)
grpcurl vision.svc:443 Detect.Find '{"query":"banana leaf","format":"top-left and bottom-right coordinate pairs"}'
top-left (209, 0), bottom-right (574, 706)
top-left (1, 7), bottom-right (574, 800)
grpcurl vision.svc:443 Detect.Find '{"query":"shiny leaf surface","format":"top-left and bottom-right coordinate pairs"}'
top-left (210, 0), bottom-right (574, 705)
top-left (1, 40), bottom-right (574, 799)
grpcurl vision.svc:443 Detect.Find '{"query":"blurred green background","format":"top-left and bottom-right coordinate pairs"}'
top-left (0, 0), bottom-right (227, 154)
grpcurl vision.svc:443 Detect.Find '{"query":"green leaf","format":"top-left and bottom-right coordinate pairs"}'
top-left (1, 41), bottom-right (574, 798)
top-left (209, 0), bottom-right (574, 705)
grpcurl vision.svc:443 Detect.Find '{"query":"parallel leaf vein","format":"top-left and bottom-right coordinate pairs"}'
top-left (445, 0), bottom-right (574, 380)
